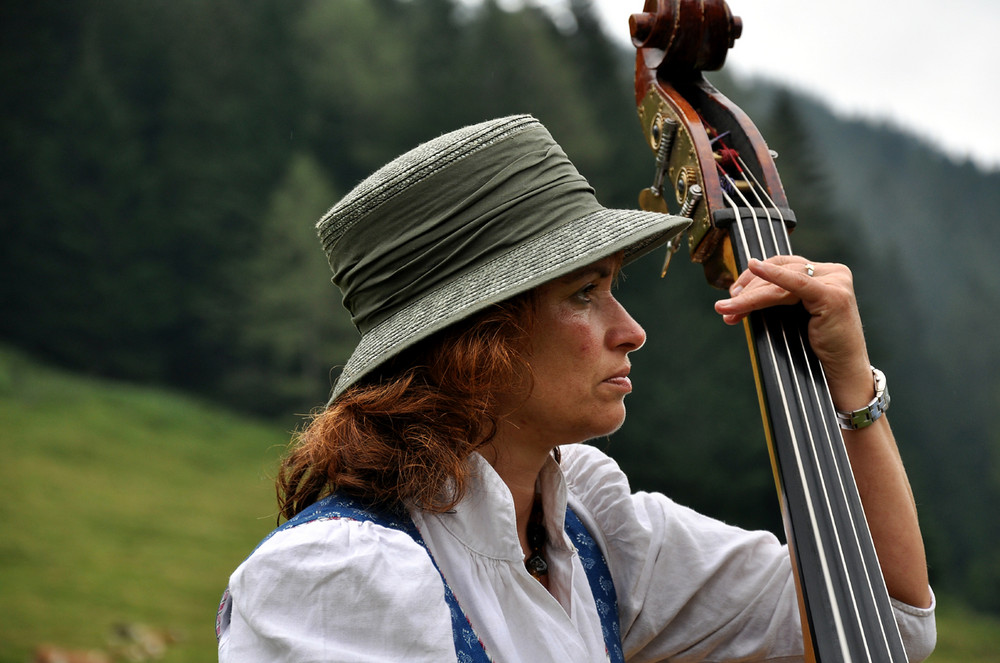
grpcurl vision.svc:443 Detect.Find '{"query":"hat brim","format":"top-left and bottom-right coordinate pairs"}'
top-left (329, 207), bottom-right (690, 402)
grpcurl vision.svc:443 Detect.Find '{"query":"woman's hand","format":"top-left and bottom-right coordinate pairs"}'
top-left (715, 255), bottom-right (933, 610)
top-left (713, 255), bottom-right (873, 413)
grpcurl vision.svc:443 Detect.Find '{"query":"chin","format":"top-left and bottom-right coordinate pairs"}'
top-left (587, 409), bottom-right (628, 439)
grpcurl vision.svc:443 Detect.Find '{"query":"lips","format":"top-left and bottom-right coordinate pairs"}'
top-left (602, 367), bottom-right (633, 390)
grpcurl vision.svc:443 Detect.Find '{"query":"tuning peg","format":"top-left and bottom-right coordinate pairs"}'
top-left (660, 236), bottom-right (684, 278)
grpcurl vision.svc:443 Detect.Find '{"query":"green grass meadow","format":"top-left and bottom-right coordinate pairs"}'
top-left (0, 346), bottom-right (283, 662)
top-left (1, 346), bottom-right (997, 662)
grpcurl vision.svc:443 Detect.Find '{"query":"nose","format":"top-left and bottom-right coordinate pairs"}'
top-left (609, 298), bottom-right (646, 352)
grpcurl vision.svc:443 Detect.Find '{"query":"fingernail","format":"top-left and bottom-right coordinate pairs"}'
top-left (729, 284), bottom-right (743, 296)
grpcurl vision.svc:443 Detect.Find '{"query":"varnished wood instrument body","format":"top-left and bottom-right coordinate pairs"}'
top-left (629, 2), bottom-right (907, 660)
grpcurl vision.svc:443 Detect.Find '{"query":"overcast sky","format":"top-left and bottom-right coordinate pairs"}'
top-left (587, 0), bottom-right (1000, 170)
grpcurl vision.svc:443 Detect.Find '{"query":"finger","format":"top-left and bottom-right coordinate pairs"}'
top-left (728, 255), bottom-right (814, 295)
top-left (746, 257), bottom-right (819, 296)
top-left (715, 259), bottom-right (817, 323)
top-left (727, 258), bottom-right (816, 304)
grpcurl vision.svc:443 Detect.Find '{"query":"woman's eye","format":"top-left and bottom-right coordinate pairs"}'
top-left (576, 283), bottom-right (597, 302)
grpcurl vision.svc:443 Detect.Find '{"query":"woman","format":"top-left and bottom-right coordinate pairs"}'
top-left (217, 115), bottom-right (935, 661)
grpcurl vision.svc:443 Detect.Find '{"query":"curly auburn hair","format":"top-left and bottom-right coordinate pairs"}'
top-left (276, 292), bottom-right (536, 521)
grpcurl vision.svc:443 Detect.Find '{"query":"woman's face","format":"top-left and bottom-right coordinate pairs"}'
top-left (503, 255), bottom-right (646, 448)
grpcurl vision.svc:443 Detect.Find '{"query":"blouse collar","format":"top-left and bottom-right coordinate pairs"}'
top-left (429, 452), bottom-right (571, 562)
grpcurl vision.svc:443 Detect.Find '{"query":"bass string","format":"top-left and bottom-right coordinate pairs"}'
top-left (718, 176), bottom-right (858, 660)
top-left (717, 159), bottom-right (894, 659)
top-left (729, 154), bottom-right (878, 619)
top-left (732, 154), bottom-right (904, 656)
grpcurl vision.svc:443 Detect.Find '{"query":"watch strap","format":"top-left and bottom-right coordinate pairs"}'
top-left (836, 366), bottom-right (890, 430)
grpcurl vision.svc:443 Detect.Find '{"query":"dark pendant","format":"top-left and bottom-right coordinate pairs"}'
top-left (525, 553), bottom-right (548, 578)
top-left (525, 493), bottom-right (549, 580)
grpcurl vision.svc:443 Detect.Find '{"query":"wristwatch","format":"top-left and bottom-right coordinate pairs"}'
top-left (836, 366), bottom-right (890, 430)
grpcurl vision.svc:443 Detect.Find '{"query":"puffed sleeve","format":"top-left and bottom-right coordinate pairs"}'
top-left (218, 517), bottom-right (455, 662)
top-left (562, 443), bottom-right (936, 663)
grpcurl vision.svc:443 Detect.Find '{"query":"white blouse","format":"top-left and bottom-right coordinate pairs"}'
top-left (218, 444), bottom-right (936, 662)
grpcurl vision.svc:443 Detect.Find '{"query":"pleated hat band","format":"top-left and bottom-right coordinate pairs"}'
top-left (317, 115), bottom-right (690, 401)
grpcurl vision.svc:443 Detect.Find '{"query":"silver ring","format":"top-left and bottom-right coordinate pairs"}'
top-left (805, 263), bottom-right (816, 277)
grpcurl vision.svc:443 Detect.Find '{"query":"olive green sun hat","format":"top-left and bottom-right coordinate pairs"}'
top-left (318, 114), bottom-right (690, 403)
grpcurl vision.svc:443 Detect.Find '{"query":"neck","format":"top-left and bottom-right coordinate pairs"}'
top-left (480, 429), bottom-right (555, 554)
top-left (481, 446), bottom-right (546, 521)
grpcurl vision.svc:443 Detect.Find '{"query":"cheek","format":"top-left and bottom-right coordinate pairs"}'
top-left (565, 320), bottom-right (600, 357)
top-left (535, 309), bottom-right (602, 368)
top-left (553, 312), bottom-right (595, 350)
top-left (576, 336), bottom-right (598, 357)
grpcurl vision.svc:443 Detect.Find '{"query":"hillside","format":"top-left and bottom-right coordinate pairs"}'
top-left (0, 346), bottom-right (284, 662)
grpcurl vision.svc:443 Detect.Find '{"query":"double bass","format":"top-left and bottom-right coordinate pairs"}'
top-left (628, 1), bottom-right (908, 660)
